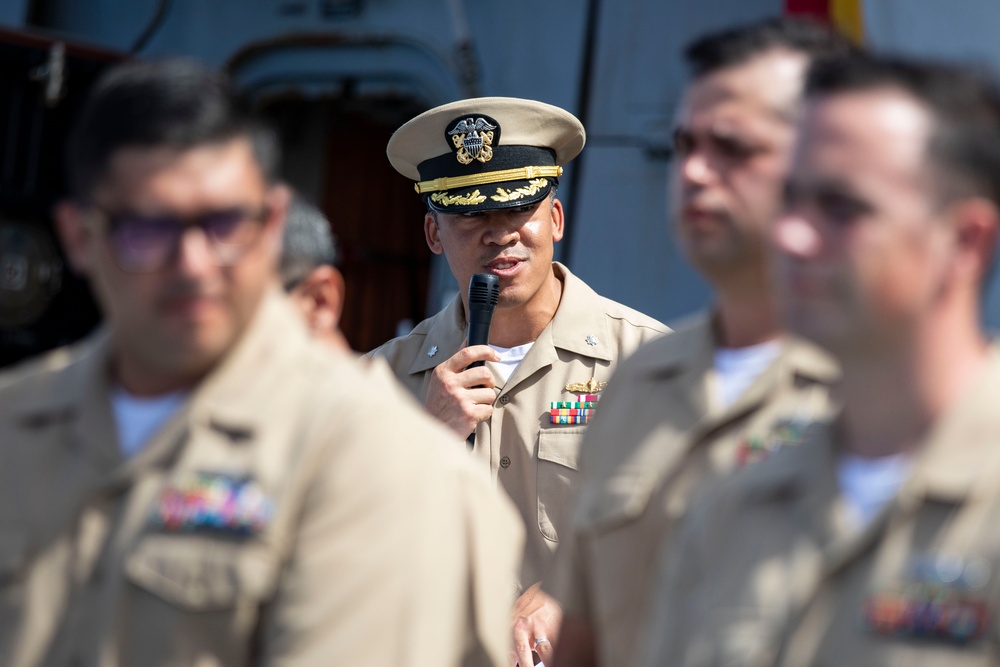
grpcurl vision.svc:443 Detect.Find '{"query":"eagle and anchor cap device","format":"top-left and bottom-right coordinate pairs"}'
top-left (387, 97), bottom-right (586, 214)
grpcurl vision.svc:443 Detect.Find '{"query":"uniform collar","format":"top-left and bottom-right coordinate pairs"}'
top-left (548, 263), bottom-right (613, 362)
top-left (643, 310), bottom-right (838, 384)
top-left (408, 294), bottom-right (468, 375)
top-left (584, 319), bottom-right (838, 530)
top-left (406, 261), bottom-right (612, 376)
top-left (901, 347), bottom-right (1000, 503)
top-left (735, 352), bottom-right (1000, 582)
top-left (7, 327), bottom-right (112, 421)
top-left (9, 288), bottom-right (312, 463)
top-left (744, 347), bottom-right (1000, 506)
top-left (645, 311), bottom-right (714, 376)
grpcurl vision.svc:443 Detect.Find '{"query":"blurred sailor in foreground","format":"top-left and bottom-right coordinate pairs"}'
top-left (550, 18), bottom-right (852, 667)
top-left (640, 52), bottom-right (1000, 667)
top-left (0, 58), bottom-right (521, 667)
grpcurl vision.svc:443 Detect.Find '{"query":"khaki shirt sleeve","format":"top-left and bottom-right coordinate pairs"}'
top-left (258, 399), bottom-right (523, 667)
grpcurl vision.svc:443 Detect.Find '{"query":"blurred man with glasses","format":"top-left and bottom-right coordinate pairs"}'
top-left (0, 59), bottom-right (522, 667)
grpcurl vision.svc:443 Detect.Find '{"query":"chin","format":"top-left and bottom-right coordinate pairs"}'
top-left (496, 287), bottom-right (529, 310)
top-left (175, 326), bottom-right (238, 364)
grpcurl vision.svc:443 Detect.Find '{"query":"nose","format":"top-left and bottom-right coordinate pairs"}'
top-left (175, 226), bottom-right (216, 275)
top-left (677, 149), bottom-right (715, 187)
top-left (482, 215), bottom-right (520, 246)
top-left (773, 211), bottom-right (823, 258)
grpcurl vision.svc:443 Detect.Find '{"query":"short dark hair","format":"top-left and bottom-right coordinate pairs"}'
top-left (684, 17), bottom-right (857, 79)
top-left (806, 54), bottom-right (1000, 207)
top-left (67, 58), bottom-right (279, 200)
top-left (280, 196), bottom-right (339, 290)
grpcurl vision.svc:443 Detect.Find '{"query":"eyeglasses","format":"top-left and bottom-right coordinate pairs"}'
top-left (88, 205), bottom-right (270, 273)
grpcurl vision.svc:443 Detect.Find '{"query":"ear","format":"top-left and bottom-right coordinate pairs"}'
top-left (53, 200), bottom-right (94, 276)
top-left (424, 212), bottom-right (444, 255)
top-left (949, 197), bottom-right (999, 286)
top-left (291, 265), bottom-right (346, 333)
top-left (550, 197), bottom-right (565, 243)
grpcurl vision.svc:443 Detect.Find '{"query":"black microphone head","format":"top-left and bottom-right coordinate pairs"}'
top-left (469, 273), bottom-right (500, 309)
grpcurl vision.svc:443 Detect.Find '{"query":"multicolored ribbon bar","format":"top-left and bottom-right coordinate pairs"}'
top-left (552, 415), bottom-right (589, 425)
top-left (550, 408), bottom-right (595, 417)
top-left (150, 471), bottom-right (275, 536)
top-left (548, 394), bottom-right (601, 425)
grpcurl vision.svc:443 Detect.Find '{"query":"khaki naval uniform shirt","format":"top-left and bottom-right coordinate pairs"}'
top-left (371, 263), bottom-right (668, 590)
top-left (0, 290), bottom-right (523, 667)
top-left (639, 348), bottom-right (1000, 667)
top-left (550, 312), bottom-right (838, 667)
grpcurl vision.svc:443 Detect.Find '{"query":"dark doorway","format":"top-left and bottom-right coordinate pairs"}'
top-left (262, 96), bottom-right (432, 353)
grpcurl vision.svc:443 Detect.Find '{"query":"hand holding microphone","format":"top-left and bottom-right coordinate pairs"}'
top-left (422, 273), bottom-right (501, 438)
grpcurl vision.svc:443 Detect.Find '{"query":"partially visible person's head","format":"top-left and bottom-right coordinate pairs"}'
top-left (56, 58), bottom-right (290, 394)
top-left (387, 97), bottom-right (583, 313)
top-left (774, 54), bottom-right (1000, 354)
top-left (671, 18), bottom-right (856, 284)
top-left (280, 196), bottom-right (348, 350)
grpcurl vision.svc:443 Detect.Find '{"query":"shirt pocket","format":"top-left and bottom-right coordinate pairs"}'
top-left (125, 534), bottom-right (279, 611)
top-left (536, 429), bottom-right (584, 542)
top-left (122, 534), bottom-right (280, 663)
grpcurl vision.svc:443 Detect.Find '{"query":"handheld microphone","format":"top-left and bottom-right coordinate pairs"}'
top-left (467, 273), bottom-right (500, 368)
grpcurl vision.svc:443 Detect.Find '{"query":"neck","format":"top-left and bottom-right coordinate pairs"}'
top-left (839, 308), bottom-right (988, 458)
top-left (113, 354), bottom-right (205, 397)
top-left (487, 269), bottom-right (563, 348)
top-left (713, 266), bottom-right (782, 348)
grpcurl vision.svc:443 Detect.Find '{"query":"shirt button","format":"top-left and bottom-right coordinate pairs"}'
top-left (499, 394), bottom-right (510, 405)
top-left (500, 456), bottom-right (511, 469)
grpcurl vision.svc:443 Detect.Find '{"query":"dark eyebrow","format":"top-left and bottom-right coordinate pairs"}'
top-left (784, 176), bottom-right (854, 199)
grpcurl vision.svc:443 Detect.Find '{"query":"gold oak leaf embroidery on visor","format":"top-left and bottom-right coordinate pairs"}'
top-left (430, 189), bottom-right (488, 206)
top-left (491, 178), bottom-right (549, 203)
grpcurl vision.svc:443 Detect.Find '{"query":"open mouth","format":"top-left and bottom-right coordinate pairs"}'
top-left (486, 257), bottom-right (525, 276)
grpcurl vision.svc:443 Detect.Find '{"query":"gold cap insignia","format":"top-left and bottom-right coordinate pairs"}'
top-left (447, 117), bottom-right (497, 165)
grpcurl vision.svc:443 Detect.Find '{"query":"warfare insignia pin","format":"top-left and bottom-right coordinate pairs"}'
top-left (565, 377), bottom-right (607, 394)
top-left (735, 417), bottom-right (813, 467)
top-left (447, 116), bottom-right (498, 165)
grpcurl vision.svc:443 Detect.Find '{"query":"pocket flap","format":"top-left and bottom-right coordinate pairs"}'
top-left (537, 430), bottom-right (584, 470)
top-left (126, 536), bottom-right (278, 611)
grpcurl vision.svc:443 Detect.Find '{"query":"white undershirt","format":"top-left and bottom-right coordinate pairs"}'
top-left (837, 452), bottom-right (913, 529)
top-left (111, 387), bottom-right (187, 459)
top-left (713, 340), bottom-right (783, 409)
top-left (489, 342), bottom-right (534, 383)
